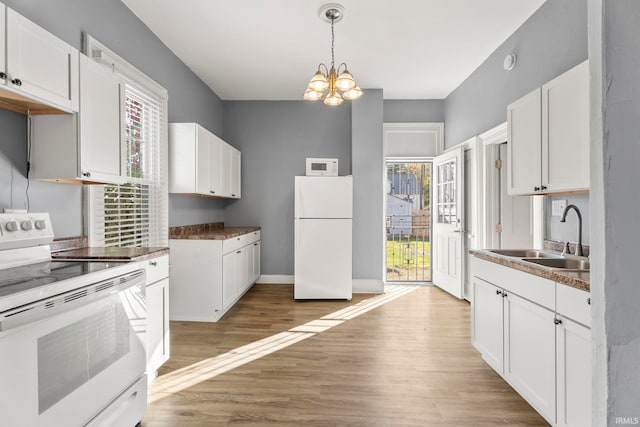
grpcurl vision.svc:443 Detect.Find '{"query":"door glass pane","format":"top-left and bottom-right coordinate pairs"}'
top-left (385, 161), bottom-right (432, 282)
top-left (435, 158), bottom-right (457, 225)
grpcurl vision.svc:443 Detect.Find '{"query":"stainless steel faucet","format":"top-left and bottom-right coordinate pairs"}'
top-left (560, 204), bottom-right (583, 256)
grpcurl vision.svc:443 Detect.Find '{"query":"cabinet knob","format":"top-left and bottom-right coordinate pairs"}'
top-left (541, 185), bottom-right (547, 191)
top-left (0, 72), bottom-right (6, 80)
top-left (82, 171), bottom-right (91, 178)
top-left (236, 250), bottom-right (241, 254)
top-left (554, 318), bottom-right (562, 325)
top-left (502, 292), bottom-right (508, 298)
top-left (11, 78), bottom-right (22, 87)
top-left (231, 194), bottom-right (236, 197)
top-left (210, 191), bottom-right (216, 194)
top-left (496, 289), bottom-right (502, 296)
top-left (149, 261), bottom-right (158, 267)
top-left (534, 186), bottom-right (540, 192)
top-left (587, 297), bottom-right (591, 305)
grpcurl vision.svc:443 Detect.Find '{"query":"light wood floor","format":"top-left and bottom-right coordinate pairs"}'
top-left (142, 284), bottom-right (548, 426)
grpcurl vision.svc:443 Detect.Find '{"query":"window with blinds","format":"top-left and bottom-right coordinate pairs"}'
top-left (85, 35), bottom-right (168, 248)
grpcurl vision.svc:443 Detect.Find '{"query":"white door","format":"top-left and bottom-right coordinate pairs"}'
top-left (432, 147), bottom-right (464, 299)
top-left (499, 144), bottom-right (533, 248)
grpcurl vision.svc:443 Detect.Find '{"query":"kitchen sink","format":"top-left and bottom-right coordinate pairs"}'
top-left (522, 257), bottom-right (590, 271)
top-left (488, 249), bottom-right (557, 258)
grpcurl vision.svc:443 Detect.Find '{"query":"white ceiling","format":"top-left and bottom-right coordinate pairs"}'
top-left (121, 0), bottom-right (546, 100)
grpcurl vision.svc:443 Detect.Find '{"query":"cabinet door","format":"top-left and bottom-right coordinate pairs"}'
top-left (507, 88), bottom-right (542, 195)
top-left (147, 278), bottom-right (170, 377)
top-left (222, 251), bottom-right (239, 309)
top-left (219, 142), bottom-right (232, 197)
top-left (504, 292), bottom-right (556, 424)
top-left (230, 148), bottom-right (241, 199)
top-left (6, 8), bottom-right (79, 112)
top-left (0, 6), bottom-right (5, 85)
top-left (556, 316), bottom-right (591, 427)
top-left (209, 135), bottom-right (222, 196)
top-left (79, 55), bottom-right (124, 183)
top-left (542, 60), bottom-right (590, 193)
top-left (252, 241), bottom-right (261, 283)
top-left (471, 277), bottom-right (504, 373)
top-left (195, 125), bottom-right (212, 195)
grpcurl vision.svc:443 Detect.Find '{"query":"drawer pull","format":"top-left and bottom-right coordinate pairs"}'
top-left (587, 297), bottom-right (591, 305)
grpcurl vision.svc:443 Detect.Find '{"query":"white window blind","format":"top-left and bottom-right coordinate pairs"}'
top-left (85, 35), bottom-right (168, 248)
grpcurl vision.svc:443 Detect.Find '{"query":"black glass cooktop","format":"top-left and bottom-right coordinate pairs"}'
top-left (0, 261), bottom-right (116, 299)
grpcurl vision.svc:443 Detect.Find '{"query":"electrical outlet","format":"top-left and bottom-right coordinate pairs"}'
top-left (552, 199), bottom-right (567, 217)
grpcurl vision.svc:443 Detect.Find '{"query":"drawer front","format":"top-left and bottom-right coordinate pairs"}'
top-left (556, 284), bottom-right (591, 327)
top-left (146, 255), bottom-right (169, 285)
top-left (223, 230), bottom-right (260, 254)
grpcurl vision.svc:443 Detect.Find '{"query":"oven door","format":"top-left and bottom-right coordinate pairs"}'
top-left (0, 269), bottom-right (147, 427)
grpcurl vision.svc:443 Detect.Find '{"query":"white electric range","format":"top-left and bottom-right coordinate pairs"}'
top-left (0, 212), bottom-right (148, 427)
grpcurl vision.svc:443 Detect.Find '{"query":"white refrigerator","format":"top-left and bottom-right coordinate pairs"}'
top-left (294, 176), bottom-right (353, 300)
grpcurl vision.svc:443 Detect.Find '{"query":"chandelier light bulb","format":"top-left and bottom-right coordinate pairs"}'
top-left (303, 89), bottom-right (323, 101)
top-left (308, 71), bottom-right (329, 92)
top-left (343, 85), bottom-right (363, 100)
top-left (324, 92), bottom-right (343, 106)
top-left (336, 69), bottom-right (356, 91)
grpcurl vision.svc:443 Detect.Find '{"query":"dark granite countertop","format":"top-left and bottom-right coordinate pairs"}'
top-left (470, 248), bottom-right (590, 292)
top-left (169, 222), bottom-right (260, 240)
top-left (52, 247), bottom-right (169, 262)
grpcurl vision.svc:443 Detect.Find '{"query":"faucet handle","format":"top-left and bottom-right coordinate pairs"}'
top-left (561, 242), bottom-right (571, 256)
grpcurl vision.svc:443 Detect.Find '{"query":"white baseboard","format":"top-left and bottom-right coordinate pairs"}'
top-left (352, 279), bottom-right (384, 293)
top-left (257, 274), bottom-right (294, 284)
top-left (257, 276), bottom-right (384, 293)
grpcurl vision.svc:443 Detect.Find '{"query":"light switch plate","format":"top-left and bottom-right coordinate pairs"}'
top-left (552, 199), bottom-right (567, 216)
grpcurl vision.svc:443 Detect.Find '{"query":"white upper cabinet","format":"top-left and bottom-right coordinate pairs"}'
top-left (230, 147), bottom-right (241, 199)
top-left (1, 6), bottom-right (79, 113)
top-left (542, 60), bottom-right (590, 193)
top-left (507, 88), bottom-right (542, 195)
top-left (169, 122), bottom-right (241, 199)
top-left (30, 55), bottom-right (126, 184)
top-left (508, 60), bottom-right (589, 196)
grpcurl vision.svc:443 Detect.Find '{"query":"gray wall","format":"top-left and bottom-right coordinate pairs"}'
top-left (383, 100), bottom-right (444, 123)
top-left (444, 0), bottom-right (588, 147)
top-left (591, 0), bottom-right (640, 423)
top-left (351, 90), bottom-right (384, 291)
top-left (222, 101), bottom-right (352, 276)
top-left (545, 193), bottom-right (590, 245)
top-left (0, 0), bottom-right (225, 235)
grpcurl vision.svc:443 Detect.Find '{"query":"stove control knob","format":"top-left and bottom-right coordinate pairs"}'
top-left (5, 221), bottom-right (18, 232)
top-left (21, 221), bottom-right (33, 231)
top-left (34, 220), bottom-right (47, 230)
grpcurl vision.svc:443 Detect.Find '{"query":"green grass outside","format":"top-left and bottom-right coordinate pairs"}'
top-left (386, 237), bottom-right (431, 269)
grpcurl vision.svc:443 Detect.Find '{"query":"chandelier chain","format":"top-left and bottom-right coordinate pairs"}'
top-left (330, 15), bottom-right (335, 69)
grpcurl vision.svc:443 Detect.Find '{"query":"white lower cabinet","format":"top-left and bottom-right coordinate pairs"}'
top-left (144, 255), bottom-right (170, 383)
top-left (472, 277), bottom-right (504, 373)
top-left (556, 316), bottom-right (591, 427)
top-left (169, 230), bottom-right (261, 322)
top-left (504, 291), bottom-right (556, 423)
top-left (471, 256), bottom-right (591, 426)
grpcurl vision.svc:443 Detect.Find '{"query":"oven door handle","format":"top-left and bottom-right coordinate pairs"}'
top-left (0, 269), bottom-right (145, 332)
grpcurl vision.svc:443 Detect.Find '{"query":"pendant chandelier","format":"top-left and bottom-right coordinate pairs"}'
top-left (303, 4), bottom-right (362, 105)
